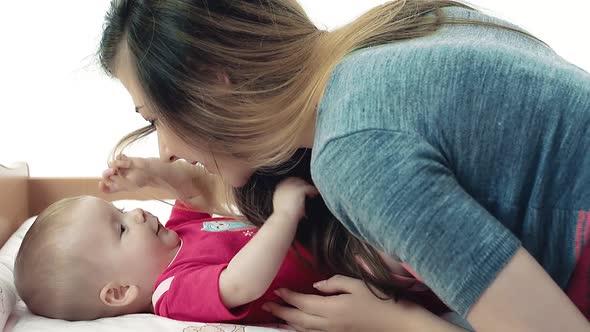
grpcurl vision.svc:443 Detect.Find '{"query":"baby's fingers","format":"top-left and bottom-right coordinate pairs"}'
top-left (108, 159), bottom-right (132, 170)
top-left (102, 167), bottom-right (116, 179)
top-left (99, 169), bottom-right (125, 194)
top-left (98, 180), bottom-right (120, 193)
top-left (98, 180), bottom-right (109, 193)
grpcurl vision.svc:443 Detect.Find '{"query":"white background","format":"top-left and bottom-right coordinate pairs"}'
top-left (1, 0), bottom-right (589, 177)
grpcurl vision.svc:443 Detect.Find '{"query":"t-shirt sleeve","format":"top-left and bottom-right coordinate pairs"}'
top-left (312, 130), bottom-right (521, 317)
top-left (153, 264), bottom-right (251, 322)
top-left (165, 200), bottom-right (212, 229)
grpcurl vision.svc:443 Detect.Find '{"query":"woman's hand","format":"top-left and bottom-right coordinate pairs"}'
top-left (99, 155), bottom-right (161, 193)
top-left (263, 274), bottom-right (412, 331)
top-left (263, 275), bottom-right (471, 332)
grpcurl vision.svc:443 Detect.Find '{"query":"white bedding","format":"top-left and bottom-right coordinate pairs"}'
top-left (0, 200), bottom-right (292, 332)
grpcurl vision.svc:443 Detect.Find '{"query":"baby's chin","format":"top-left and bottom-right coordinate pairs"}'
top-left (157, 226), bottom-right (180, 249)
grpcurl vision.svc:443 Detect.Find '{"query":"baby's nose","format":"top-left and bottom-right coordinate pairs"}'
top-left (131, 209), bottom-right (146, 224)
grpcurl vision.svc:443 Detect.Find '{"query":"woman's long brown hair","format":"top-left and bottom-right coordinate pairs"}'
top-left (233, 149), bottom-right (416, 301)
top-left (97, 0), bottom-right (532, 169)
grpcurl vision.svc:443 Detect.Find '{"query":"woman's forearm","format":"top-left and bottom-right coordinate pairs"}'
top-left (405, 312), bottom-right (474, 332)
top-left (468, 247), bottom-right (590, 332)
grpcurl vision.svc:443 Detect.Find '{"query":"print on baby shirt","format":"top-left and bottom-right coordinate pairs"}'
top-left (201, 221), bottom-right (255, 233)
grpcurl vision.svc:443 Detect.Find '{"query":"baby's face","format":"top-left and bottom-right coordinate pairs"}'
top-left (68, 197), bottom-right (180, 309)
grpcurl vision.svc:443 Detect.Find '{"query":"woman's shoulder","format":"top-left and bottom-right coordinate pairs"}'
top-left (324, 7), bottom-right (555, 91)
top-left (317, 10), bottom-right (565, 137)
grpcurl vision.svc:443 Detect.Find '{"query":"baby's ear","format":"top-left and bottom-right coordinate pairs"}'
top-left (99, 282), bottom-right (139, 307)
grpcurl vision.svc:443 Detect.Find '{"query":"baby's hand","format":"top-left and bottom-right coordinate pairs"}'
top-left (272, 178), bottom-right (318, 223)
top-left (99, 155), bottom-right (159, 193)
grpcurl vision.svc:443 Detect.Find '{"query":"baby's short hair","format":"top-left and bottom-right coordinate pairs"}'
top-left (14, 197), bottom-right (106, 320)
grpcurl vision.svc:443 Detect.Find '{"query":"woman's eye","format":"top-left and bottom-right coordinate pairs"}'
top-left (120, 224), bottom-right (126, 235)
top-left (148, 119), bottom-right (156, 127)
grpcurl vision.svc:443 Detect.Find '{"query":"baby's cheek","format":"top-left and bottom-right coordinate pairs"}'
top-left (128, 244), bottom-right (166, 273)
top-left (124, 240), bottom-right (161, 261)
top-left (141, 239), bottom-right (167, 255)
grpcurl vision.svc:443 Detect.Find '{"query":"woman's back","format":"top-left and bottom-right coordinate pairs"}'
top-left (312, 6), bottom-right (590, 316)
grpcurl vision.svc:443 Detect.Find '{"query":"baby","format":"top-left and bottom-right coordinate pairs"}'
top-left (14, 157), bottom-right (325, 322)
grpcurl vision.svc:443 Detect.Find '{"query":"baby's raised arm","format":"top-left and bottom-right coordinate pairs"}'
top-left (100, 155), bottom-right (233, 215)
top-left (218, 178), bottom-right (318, 309)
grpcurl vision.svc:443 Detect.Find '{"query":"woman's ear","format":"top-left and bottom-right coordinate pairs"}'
top-left (99, 282), bottom-right (140, 307)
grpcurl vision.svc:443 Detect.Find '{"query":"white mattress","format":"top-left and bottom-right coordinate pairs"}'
top-left (0, 200), bottom-right (292, 332)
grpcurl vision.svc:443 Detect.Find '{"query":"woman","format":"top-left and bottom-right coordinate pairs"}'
top-left (98, 0), bottom-right (590, 331)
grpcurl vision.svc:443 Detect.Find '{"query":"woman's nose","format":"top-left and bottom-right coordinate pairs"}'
top-left (159, 150), bottom-right (178, 163)
top-left (158, 139), bottom-right (178, 163)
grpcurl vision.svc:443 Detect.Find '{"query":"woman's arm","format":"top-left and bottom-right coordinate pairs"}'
top-left (468, 247), bottom-right (590, 332)
top-left (263, 275), bottom-right (473, 332)
top-left (312, 131), bottom-right (590, 330)
top-left (219, 178), bottom-right (318, 308)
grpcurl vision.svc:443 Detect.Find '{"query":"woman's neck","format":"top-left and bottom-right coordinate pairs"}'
top-left (299, 117), bottom-right (316, 149)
